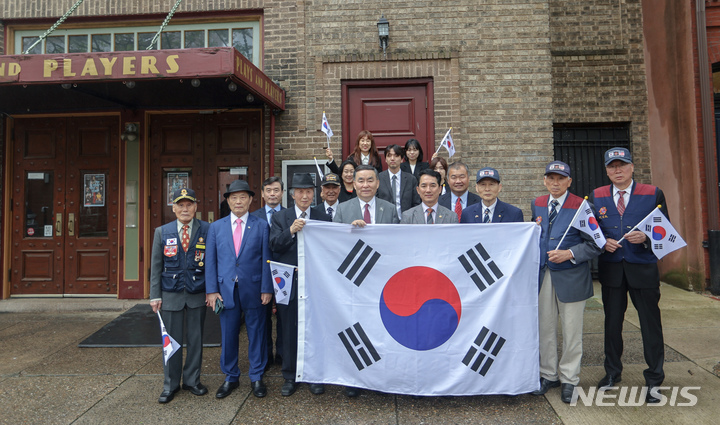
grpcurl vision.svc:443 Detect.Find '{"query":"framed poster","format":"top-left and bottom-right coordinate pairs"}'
top-left (281, 160), bottom-right (329, 209)
top-left (84, 174), bottom-right (105, 207)
top-left (167, 172), bottom-right (189, 206)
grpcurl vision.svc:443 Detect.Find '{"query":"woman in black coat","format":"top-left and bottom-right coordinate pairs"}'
top-left (400, 138), bottom-right (429, 181)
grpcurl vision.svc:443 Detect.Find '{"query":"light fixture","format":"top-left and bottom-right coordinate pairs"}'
top-left (61, 83), bottom-right (72, 89)
top-left (124, 80), bottom-right (136, 89)
top-left (228, 81), bottom-right (237, 92)
top-left (377, 14), bottom-right (389, 56)
top-left (121, 123), bottom-right (139, 143)
top-left (191, 78), bottom-right (201, 88)
top-left (246, 93), bottom-right (255, 103)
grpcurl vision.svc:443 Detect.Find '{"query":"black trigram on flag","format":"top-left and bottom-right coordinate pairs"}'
top-left (338, 323), bottom-right (381, 371)
top-left (458, 242), bottom-right (504, 291)
top-left (337, 239), bottom-right (381, 286)
top-left (654, 243), bottom-right (663, 250)
top-left (462, 326), bottom-right (506, 376)
top-left (272, 269), bottom-right (291, 279)
top-left (668, 234), bottom-right (677, 243)
top-left (653, 216), bottom-right (662, 223)
top-left (579, 220), bottom-right (586, 228)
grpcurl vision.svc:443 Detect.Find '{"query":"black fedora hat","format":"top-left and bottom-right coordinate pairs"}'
top-left (292, 173), bottom-right (316, 189)
top-left (224, 180), bottom-right (255, 198)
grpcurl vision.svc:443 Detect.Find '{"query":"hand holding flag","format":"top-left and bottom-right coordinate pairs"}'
top-left (157, 311), bottom-right (180, 365)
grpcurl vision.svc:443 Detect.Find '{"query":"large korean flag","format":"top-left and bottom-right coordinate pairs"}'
top-left (297, 221), bottom-right (541, 396)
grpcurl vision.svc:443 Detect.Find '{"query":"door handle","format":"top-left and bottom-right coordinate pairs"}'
top-left (68, 213), bottom-right (75, 236)
top-left (55, 213), bottom-right (63, 236)
top-left (196, 212), bottom-right (202, 220)
top-left (208, 212), bottom-right (214, 223)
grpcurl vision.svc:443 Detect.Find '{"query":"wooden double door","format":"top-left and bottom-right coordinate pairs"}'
top-left (148, 111), bottom-right (263, 232)
top-left (10, 116), bottom-right (120, 295)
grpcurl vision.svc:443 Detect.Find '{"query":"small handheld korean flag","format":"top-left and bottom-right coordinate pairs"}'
top-left (157, 311), bottom-right (180, 365)
top-left (321, 111), bottom-right (333, 141)
top-left (269, 260), bottom-right (295, 305)
top-left (440, 127), bottom-right (456, 157)
top-left (571, 199), bottom-right (607, 249)
top-left (637, 207), bottom-right (687, 259)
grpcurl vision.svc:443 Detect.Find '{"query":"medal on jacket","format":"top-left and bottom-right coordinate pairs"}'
top-left (194, 250), bottom-right (205, 263)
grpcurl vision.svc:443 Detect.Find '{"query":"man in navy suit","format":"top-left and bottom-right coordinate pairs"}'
top-left (377, 144), bottom-right (420, 220)
top-left (461, 167), bottom-right (523, 223)
top-left (439, 161), bottom-right (482, 221)
top-left (529, 161), bottom-right (601, 403)
top-left (270, 173), bottom-right (331, 396)
top-left (250, 176), bottom-right (285, 370)
top-left (206, 180), bottom-right (273, 399)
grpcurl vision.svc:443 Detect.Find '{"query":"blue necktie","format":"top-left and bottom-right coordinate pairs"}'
top-left (483, 208), bottom-right (491, 223)
top-left (267, 208), bottom-right (276, 225)
top-left (327, 206), bottom-right (333, 217)
top-left (548, 200), bottom-right (559, 224)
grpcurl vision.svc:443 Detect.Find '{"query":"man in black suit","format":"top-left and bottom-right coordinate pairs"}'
top-left (377, 144), bottom-right (420, 220)
top-left (150, 188), bottom-right (209, 403)
top-left (439, 161), bottom-right (482, 221)
top-left (461, 167), bottom-right (524, 223)
top-left (270, 173), bottom-right (331, 397)
top-left (250, 176), bottom-right (285, 370)
top-left (312, 173), bottom-right (341, 219)
top-left (589, 147), bottom-right (668, 403)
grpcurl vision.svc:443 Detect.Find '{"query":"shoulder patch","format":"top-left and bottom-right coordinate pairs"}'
top-left (594, 185), bottom-right (612, 198)
top-left (534, 194), bottom-right (550, 207)
top-left (633, 183), bottom-right (657, 196)
top-left (562, 193), bottom-right (584, 209)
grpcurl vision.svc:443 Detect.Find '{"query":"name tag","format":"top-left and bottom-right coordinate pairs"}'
top-left (195, 244), bottom-right (205, 250)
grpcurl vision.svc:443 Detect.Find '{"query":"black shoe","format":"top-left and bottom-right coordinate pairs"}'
top-left (158, 387), bottom-right (179, 404)
top-left (344, 386), bottom-right (360, 397)
top-left (309, 383), bottom-right (325, 395)
top-left (215, 381), bottom-right (240, 399)
top-left (531, 378), bottom-right (560, 395)
top-left (646, 387), bottom-right (662, 403)
top-left (251, 379), bottom-right (267, 398)
top-left (597, 374), bottom-right (622, 389)
top-left (560, 384), bottom-right (575, 404)
top-left (182, 383), bottom-right (208, 396)
top-left (281, 379), bottom-right (297, 396)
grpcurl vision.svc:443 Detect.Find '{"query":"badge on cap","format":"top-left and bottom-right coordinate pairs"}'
top-left (609, 150), bottom-right (625, 158)
top-left (479, 170), bottom-right (494, 177)
top-left (548, 163), bottom-right (565, 171)
top-left (166, 238), bottom-right (177, 246)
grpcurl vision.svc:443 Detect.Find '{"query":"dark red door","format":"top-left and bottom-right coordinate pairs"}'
top-left (342, 79), bottom-right (434, 168)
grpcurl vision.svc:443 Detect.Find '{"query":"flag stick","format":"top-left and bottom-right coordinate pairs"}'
top-left (313, 157), bottom-right (325, 180)
top-left (615, 205), bottom-right (661, 244)
top-left (554, 197), bottom-right (587, 251)
top-left (435, 127), bottom-right (453, 154)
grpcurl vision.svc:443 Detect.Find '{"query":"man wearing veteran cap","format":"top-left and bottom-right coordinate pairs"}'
top-left (270, 173), bottom-right (331, 396)
top-left (589, 147), bottom-right (669, 403)
top-left (206, 180), bottom-right (273, 399)
top-left (312, 173), bottom-right (341, 219)
top-left (530, 161), bottom-right (601, 403)
top-left (460, 167), bottom-right (523, 223)
top-left (150, 188), bottom-right (210, 403)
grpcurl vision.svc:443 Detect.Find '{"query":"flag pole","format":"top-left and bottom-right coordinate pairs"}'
top-left (615, 205), bottom-right (661, 244)
top-left (554, 197), bottom-right (587, 251)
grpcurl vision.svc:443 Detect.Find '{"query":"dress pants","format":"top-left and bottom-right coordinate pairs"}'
top-left (538, 269), bottom-right (586, 385)
top-left (601, 271), bottom-right (665, 386)
top-left (161, 304), bottom-right (206, 391)
top-left (276, 275), bottom-right (298, 381)
top-left (219, 283), bottom-right (268, 382)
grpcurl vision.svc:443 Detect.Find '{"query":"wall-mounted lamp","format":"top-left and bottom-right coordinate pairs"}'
top-left (246, 93), bottom-right (255, 103)
top-left (377, 14), bottom-right (389, 56)
top-left (228, 81), bottom-right (238, 92)
top-left (121, 123), bottom-right (139, 143)
top-left (124, 80), bottom-right (136, 89)
top-left (191, 78), bottom-right (201, 88)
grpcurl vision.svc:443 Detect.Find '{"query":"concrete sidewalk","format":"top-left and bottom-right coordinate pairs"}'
top-left (0, 282), bottom-right (718, 424)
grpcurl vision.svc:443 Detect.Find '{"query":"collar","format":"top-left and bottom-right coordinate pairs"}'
top-left (389, 169), bottom-right (401, 179)
top-left (451, 191), bottom-right (468, 206)
top-left (324, 200), bottom-right (339, 209)
top-left (294, 205), bottom-right (310, 219)
top-left (613, 181), bottom-right (634, 196)
top-left (359, 197), bottom-right (376, 210)
top-left (230, 211), bottom-right (249, 224)
top-left (422, 202), bottom-right (438, 212)
top-left (265, 205), bottom-right (280, 213)
top-left (176, 219), bottom-right (193, 233)
top-left (548, 191), bottom-right (569, 207)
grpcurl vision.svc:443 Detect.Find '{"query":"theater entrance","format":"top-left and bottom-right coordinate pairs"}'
top-left (9, 116), bottom-right (120, 296)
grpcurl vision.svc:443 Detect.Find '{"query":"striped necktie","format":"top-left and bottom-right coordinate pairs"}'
top-left (548, 200), bottom-right (559, 224)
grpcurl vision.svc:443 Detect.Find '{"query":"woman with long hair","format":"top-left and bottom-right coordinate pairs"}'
top-left (337, 160), bottom-right (357, 203)
top-left (325, 130), bottom-right (383, 174)
top-left (400, 138), bottom-right (429, 180)
top-left (428, 156), bottom-right (449, 196)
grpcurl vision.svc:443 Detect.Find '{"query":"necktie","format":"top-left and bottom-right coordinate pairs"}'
top-left (454, 198), bottom-right (462, 222)
top-left (391, 175), bottom-right (398, 206)
top-left (548, 200), bottom-right (559, 224)
top-left (327, 206), bottom-right (333, 217)
top-left (233, 218), bottom-right (243, 256)
top-left (363, 203), bottom-right (371, 223)
top-left (267, 208), bottom-right (276, 224)
top-left (181, 224), bottom-right (190, 252)
top-left (617, 190), bottom-right (626, 216)
top-left (427, 207), bottom-right (434, 224)
top-left (483, 208), bottom-right (491, 223)
top-left (300, 211), bottom-right (307, 219)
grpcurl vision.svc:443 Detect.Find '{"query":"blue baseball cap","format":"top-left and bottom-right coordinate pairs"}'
top-left (172, 188), bottom-right (198, 203)
top-left (604, 147), bottom-right (632, 166)
top-left (476, 167), bottom-right (501, 183)
top-left (544, 161), bottom-right (571, 178)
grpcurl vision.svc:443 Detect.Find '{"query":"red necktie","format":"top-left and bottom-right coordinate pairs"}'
top-left (617, 191), bottom-right (626, 216)
top-left (363, 203), bottom-right (371, 224)
top-left (427, 207), bottom-right (434, 224)
top-left (233, 218), bottom-right (243, 256)
top-left (181, 225), bottom-right (189, 252)
top-left (454, 198), bottom-right (462, 222)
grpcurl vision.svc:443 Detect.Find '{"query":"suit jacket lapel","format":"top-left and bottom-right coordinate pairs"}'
top-left (493, 202), bottom-right (503, 223)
